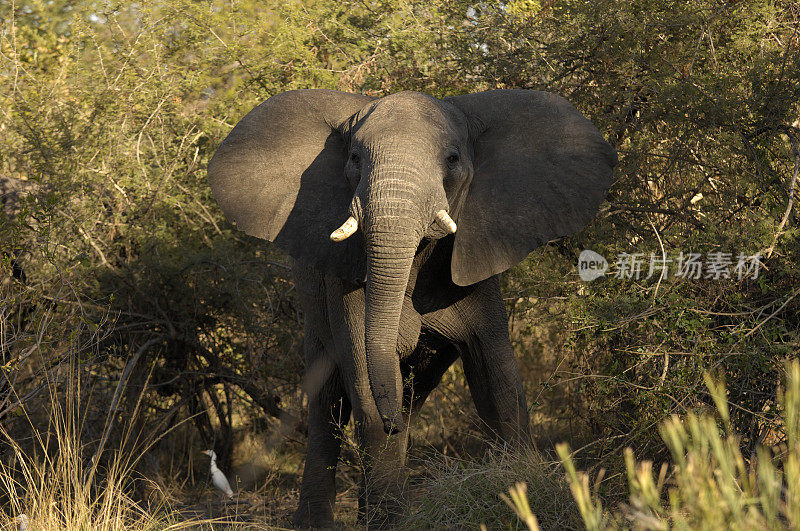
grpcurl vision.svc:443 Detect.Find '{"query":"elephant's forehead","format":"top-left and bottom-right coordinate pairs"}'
top-left (357, 92), bottom-right (455, 138)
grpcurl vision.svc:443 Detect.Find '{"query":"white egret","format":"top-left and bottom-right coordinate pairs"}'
top-left (202, 449), bottom-right (234, 499)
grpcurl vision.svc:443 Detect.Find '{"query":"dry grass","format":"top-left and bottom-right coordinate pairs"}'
top-left (4, 348), bottom-right (800, 530)
top-left (398, 445), bottom-right (581, 530)
top-left (0, 380), bottom-right (188, 530)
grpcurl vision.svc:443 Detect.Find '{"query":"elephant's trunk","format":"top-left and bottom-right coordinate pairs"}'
top-left (362, 174), bottom-right (423, 435)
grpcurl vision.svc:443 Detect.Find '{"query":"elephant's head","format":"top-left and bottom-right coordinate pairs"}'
top-left (207, 89), bottom-right (616, 434)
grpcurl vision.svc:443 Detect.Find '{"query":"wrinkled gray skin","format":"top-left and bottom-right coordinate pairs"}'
top-left (207, 89), bottom-right (616, 527)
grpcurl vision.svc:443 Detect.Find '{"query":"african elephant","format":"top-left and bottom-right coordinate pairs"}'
top-left (207, 89), bottom-right (616, 527)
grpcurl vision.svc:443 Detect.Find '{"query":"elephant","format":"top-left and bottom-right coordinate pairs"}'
top-left (207, 88), bottom-right (616, 527)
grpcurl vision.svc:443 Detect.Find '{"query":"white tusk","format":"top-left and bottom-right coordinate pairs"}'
top-left (330, 216), bottom-right (358, 242)
top-left (434, 210), bottom-right (457, 234)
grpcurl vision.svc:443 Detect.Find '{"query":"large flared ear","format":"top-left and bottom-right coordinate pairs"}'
top-left (208, 89), bottom-right (374, 283)
top-left (445, 90), bottom-right (617, 286)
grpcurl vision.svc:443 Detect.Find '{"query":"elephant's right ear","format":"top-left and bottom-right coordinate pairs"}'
top-left (446, 90), bottom-right (616, 286)
top-left (208, 89), bottom-right (374, 283)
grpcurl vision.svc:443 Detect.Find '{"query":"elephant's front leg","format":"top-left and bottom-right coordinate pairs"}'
top-left (329, 281), bottom-right (413, 526)
top-left (352, 410), bottom-right (409, 526)
top-left (292, 264), bottom-right (351, 528)
top-left (293, 363), bottom-right (351, 528)
top-left (431, 276), bottom-right (530, 443)
top-left (461, 330), bottom-right (529, 443)
top-left (462, 278), bottom-right (530, 442)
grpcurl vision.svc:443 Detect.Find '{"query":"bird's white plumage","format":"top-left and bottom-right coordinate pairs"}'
top-left (202, 449), bottom-right (234, 499)
top-left (15, 514), bottom-right (28, 531)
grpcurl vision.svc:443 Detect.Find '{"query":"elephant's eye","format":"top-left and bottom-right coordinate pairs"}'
top-left (446, 153), bottom-right (459, 165)
top-left (350, 152), bottom-right (360, 164)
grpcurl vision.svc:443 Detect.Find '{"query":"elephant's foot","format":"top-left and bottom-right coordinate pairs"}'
top-left (292, 500), bottom-right (334, 529)
top-left (357, 479), bottom-right (407, 529)
top-left (357, 510), bottom-right (394, 530)
top-left (357, 502), bottom-right (402, 530)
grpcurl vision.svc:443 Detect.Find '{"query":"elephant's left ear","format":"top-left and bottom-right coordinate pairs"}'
top-left (207, 90), bottom-right (373, 283)
top-left (445, 89), bottom-right (617, 286)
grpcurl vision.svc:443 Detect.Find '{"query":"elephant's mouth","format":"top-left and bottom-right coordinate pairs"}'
top-left (329, 209), bottom-right (457, 243)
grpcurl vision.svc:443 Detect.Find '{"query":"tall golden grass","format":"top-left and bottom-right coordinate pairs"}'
top-left (0, 361), bottom-right (211, 530)
top-left (549, 360), bottom-right (800, 530)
